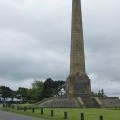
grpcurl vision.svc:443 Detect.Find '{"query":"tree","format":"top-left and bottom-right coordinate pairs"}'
top-left (92, 89), bottom-right (106, 97)
top-left (101, 89), bottom-right (105, 97)
top-left (53, 80), bottom-right (65, 96)
top-left (43, 78), bottom-right (54, 97)
top-left (43, 78), bottom-right (65, 98)
top-left (27, 88), bottom-right (36, 102)
top-left (32, 80), bottom-right (44, 90)
top-left (0, 86), bottom-right (13, 102)
top-left (31, 80), bottom-right (44, 101)
top-left (16, 87), bottom-right (28, 102)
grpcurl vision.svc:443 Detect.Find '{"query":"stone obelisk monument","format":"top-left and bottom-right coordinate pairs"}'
top-left (66, 0), bottom-right (91, 98)
top-left (39, 0), bottom-right (120, 108)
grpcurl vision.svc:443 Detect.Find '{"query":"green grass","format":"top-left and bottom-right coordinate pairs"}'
top-left (0, 106), bottom-right (120, 120)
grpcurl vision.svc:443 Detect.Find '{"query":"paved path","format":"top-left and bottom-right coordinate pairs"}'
top-left (0, 110), bottom-right (47, 120)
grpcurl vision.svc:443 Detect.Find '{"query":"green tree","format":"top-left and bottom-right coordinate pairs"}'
top-left (92, 89), bottom-right (106, 97)
top-left (43, 78), bottom-right (54, 97)
top-left (31, 80), bottom-right (44, 101)
top-left (0, 86), bottom-right (13, 102)
top-left (101, 89), bottom-right (105, 97)
top-left (16, 87), bottom-right (28, 102)
top-left (43, 78), bottom-right (65, 98)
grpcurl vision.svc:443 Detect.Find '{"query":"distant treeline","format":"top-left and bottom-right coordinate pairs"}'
top-left (0, 78), bottom-right (65, 103)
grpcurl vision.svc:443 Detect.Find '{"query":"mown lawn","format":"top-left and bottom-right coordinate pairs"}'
top-left (1, 106), bottom-right (120, 120)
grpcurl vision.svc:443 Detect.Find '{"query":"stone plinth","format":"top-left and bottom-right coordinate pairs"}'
top-left (66, 74), bottom-right (91, 98)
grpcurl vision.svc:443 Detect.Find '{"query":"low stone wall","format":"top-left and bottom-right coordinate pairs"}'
top-left (37, 97), bottom-right (120, 108)
top-left (99, 97), bottom-right (120, 108)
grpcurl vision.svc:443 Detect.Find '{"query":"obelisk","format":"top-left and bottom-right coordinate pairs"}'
top-left (66, 0), bottom-right (91, 98)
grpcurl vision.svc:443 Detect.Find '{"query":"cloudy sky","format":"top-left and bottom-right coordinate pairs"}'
top-left (0, 0), bottom-right (120, 97)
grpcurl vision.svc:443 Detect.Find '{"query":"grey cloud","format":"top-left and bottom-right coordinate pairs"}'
top-left (0, 0), bottom-right (120, 96)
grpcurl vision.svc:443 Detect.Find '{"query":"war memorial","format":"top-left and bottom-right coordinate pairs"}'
top-left (38, 0), bottom-right (120, 108)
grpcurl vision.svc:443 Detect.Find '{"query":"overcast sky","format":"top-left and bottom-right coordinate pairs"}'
top-left (0, 0), bottom-right (120, 97)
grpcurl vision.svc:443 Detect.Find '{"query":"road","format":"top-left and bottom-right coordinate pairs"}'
top-left (0, 110), bottom-right (47, 120)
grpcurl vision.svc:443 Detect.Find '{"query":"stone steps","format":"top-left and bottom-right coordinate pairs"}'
top-left (82, 97), bottom-right (100, 108)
